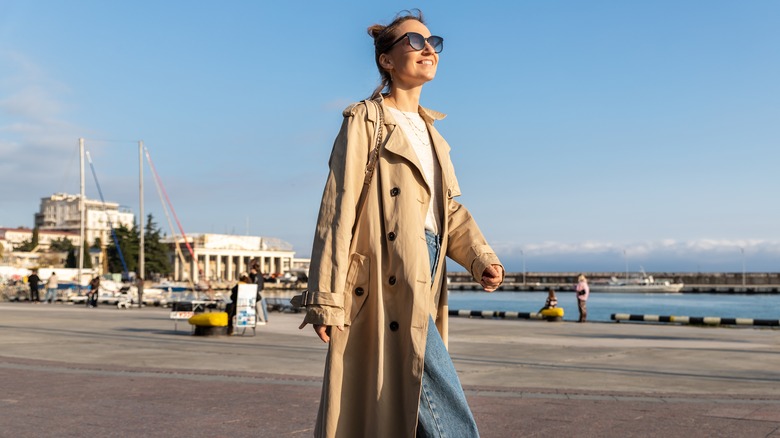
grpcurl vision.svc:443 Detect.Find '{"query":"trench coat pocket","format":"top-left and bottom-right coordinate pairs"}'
top-left (344, 252), bottom-right (370, 326)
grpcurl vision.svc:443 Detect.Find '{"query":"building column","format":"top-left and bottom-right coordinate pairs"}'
top-left (174, 256), bottom-right (180, 281)
top-left (216, 255), bottom-right (222, 281)
top-left (203, 253), bottom-right (211, 280)
top-left (238, 256), bottom-right (245, 277)
top-left (227, 256), bottom-right (234, 282)
top-left (191, 254), bottom-right (198, 283)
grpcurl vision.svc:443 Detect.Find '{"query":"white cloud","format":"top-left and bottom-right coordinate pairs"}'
top-left (0, 51), bottom-right (85, 218)
top-left (493, 238), bottom-right (780, 259)
top-left (489, 238), bottom-right (780, 272)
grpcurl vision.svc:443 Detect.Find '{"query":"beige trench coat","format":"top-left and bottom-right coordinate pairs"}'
top-left (299, 98), bottom-right (502, 438)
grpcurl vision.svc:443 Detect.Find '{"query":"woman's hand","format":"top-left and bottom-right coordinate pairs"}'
top-left (313, 324), bottom-right (344, 343)
top-left (480, 264), bottom-right (503, 292)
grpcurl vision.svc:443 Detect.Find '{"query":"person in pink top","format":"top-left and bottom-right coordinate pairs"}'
top-left (575, 274), bottom-right (590, 322)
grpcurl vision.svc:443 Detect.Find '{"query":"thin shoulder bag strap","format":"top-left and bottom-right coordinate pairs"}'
top-left (351, 99), bottom-right (384, 237)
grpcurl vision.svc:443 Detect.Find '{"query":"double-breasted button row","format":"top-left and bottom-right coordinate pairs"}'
top-left (354, 287), bottom-right (364, 297)
top-left (389, 321), bottom-right (399, 331)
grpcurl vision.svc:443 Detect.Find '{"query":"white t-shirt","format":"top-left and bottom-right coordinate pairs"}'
top-left (388, 107), bottom-right (442, 234)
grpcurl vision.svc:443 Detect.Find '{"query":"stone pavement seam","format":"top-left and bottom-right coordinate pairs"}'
top-left (6, 356), bottom-right (780, 405)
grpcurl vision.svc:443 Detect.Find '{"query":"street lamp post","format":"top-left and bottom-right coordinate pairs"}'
top-left (741, 248), bottom-right (746, 287)
top-left (521, 250), bottom-right (526, 286)
top-left (623, 249), bottom-right (628, 282)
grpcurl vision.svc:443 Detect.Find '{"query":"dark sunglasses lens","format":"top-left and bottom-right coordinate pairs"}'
top-left (407, 33), bottom-right (425, 50)
top-left (429, 36), bottom-right (444, 53)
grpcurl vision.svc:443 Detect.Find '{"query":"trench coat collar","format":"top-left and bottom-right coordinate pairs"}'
top-left (368, 96), bottom-right (449, 193)
top-left (368, 95), bottom-right (447, 124)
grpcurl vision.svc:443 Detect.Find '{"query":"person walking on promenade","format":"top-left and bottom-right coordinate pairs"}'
top-left (28, 270), bottom-right (41, 303)
top-left (249, 262), bottom-right (268, 324)
top-left (44, 271), bottom-right (59, 304)
top-left (576, 274), bottom-right (590, 322)
top-left (87, 276), bottom-right (100, 308)
top-left (293, 9), bottom-right (504, 437)
top-left (136, 277), bottom-right (144, 308)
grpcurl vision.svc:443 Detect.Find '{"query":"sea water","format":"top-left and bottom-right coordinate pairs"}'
top-left (448, 291), bottom-right (780, 322)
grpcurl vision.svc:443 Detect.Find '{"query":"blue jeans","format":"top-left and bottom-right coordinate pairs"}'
top-left (45, 288), bottom-right (57, 303)
top-left (417, 230), bottom-right (480, 437)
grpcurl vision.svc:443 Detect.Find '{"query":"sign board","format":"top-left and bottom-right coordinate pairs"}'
top-left (235, 284), bottom-right (258, 328)
top-left (170, 311), bottom-right (194, 320)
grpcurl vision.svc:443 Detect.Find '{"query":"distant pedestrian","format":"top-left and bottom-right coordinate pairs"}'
top-left (249, 262), bottom-right (268, 324)
top-left (28, 270), bottom-right (41, 303)
top-left (87, 276), bottom-right (100, 308)
top-left (539, 288), bottom-right (558, 313)
top-left (576, 274), bottom-right (590, 322)
top-left (45, 272), bottom-right (59, 304)
top-left (136, 277), bottom-right (144, 308)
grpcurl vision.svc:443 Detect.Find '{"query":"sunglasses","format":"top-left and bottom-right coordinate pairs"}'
top-left (386, 32), bottom-right (444, 54)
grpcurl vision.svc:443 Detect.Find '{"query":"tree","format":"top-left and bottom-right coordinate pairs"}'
top-left (143, 214), bottom-right (172, 279)
top-left (65, 247), bottom-right (93, 269)
top-left (105, 214), bottom-right (170, 278)
top-left (50, 238), bottom-right (74, 252)
top-left (106, 223), bottom-right (138, 275)
top-left (66, 250), bottom-right (76, 268)
top-left (14, 227), bottom-right (39, 252)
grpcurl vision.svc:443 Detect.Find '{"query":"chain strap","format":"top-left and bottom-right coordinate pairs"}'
top-left (364, 99), bottom-right (384, 186)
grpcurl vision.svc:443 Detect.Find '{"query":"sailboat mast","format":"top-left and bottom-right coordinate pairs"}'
top-left (78, 138), bottom-right (85, 291)
top-left (139, 141), bottom-right (144, 282)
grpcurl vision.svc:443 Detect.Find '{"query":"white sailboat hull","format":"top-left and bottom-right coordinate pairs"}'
top-left (589, 283), bottom-right (684, 293)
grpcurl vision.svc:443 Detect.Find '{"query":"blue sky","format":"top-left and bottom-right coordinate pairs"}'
top-left (1, 1), bottom-right (778, 273)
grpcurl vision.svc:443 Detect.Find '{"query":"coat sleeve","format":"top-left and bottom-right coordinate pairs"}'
top-left (300, 103), bottom-right (373, 327)
top-left (445, 198), bottom-right (504, 284)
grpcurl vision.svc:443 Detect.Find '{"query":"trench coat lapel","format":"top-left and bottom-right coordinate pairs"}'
top-left (380, 109), bottom-right (428, 189)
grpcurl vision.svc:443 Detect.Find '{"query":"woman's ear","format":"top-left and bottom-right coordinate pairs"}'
top-left (379, 53), bottom-right (393, 71)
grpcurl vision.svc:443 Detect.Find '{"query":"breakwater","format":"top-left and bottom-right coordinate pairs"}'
top-left (447, 271), bottom-right (780, 293)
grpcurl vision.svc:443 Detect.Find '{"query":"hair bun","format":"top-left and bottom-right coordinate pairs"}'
top-left (367, 24), bottom-right (385, 40)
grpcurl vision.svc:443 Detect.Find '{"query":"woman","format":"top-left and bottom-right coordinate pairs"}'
top-left (576, 274), bottom-right (590, 322)
top-left (87, 276), bottom-right (100, 308)
top-left (540, 288), bottom-right (558, 311)
top-left (296, 10), bottom-right (503, 437)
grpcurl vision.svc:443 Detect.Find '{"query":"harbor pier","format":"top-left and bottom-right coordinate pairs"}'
top-left (448, 271), bottom-right (780, 293)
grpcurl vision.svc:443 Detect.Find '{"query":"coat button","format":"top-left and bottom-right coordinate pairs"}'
top-left (390, 187), bottom-right (400, 197)
top-left (389, 321), bottom-right (399, 331)
top-left (354, 287), bottom-right (364, 296)
top-left (388, 276), bottom-right (396, 285)
top-left (387, 232), bottom-right (396, 241)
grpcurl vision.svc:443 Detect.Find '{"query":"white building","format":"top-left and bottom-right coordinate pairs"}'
top-left (166, 233), bottom-right (296, 283)
top-left (0, 227), bottom-right (81, 252)
top-left (34, 193), bottom-right (135, 248)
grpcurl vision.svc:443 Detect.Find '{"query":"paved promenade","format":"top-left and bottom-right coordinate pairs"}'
top-left (1, 302), bottom-right (778, 437)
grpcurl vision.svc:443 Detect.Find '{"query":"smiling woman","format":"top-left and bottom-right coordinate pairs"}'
top-left (294, 8), bottom-right (504, 438)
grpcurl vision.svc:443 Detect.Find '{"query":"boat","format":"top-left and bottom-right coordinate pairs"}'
top-left (589, 271), bottom-right (684, 294)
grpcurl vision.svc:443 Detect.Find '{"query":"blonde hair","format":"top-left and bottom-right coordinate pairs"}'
top-left (578, 274), bottom-right (587, 282)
